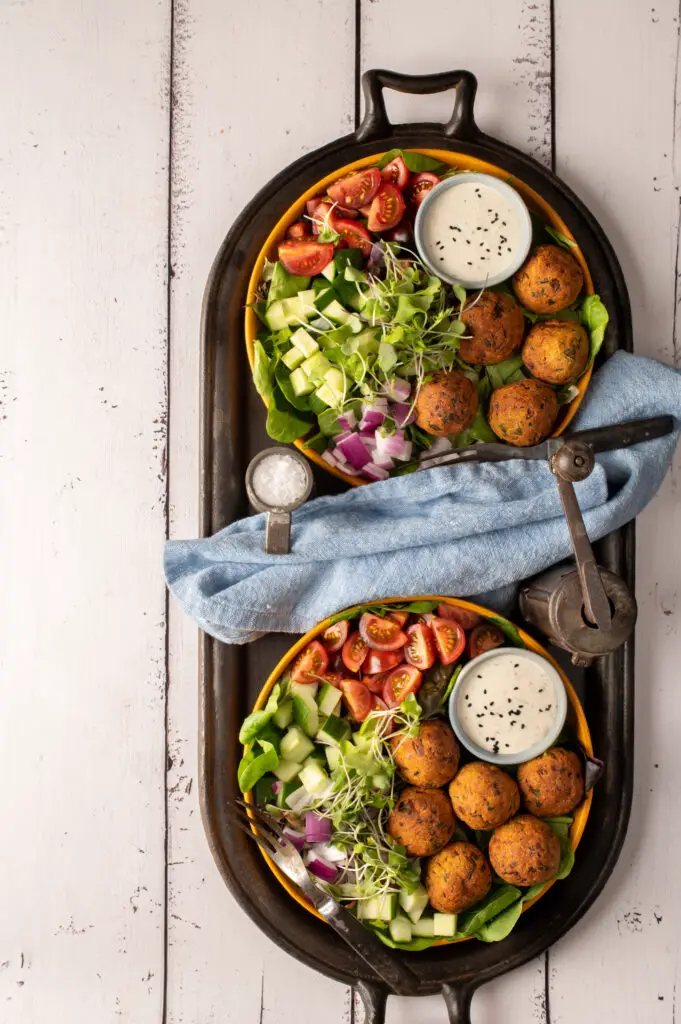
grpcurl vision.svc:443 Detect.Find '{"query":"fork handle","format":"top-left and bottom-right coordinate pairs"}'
top-left (322, 900), bottom-right (419, 995)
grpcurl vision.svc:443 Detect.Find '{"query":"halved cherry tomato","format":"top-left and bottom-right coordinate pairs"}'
top-left (468, 623), bottom-right (505, 658)
top-left (334, 218), bottom-right (373, 257)
top-left (327, 167), bottom-right (382, 209)
top-left (405, 623), bottom-right (436, 670)
top-left (380, 155), bottom-right (410, 189)
top-left (342, 631), bottom-right (369, 673)
top-left (359, 203), bottom-right (374, 217)
top-left (286, 220), bottom-right (311, 241)
top-left (364, 672), bottom-right (388, 694)
top-left (321, 619), bottom-right (350, 653)
top-left (437, 603), bottom-right (483, 631)
top-left (278, 240), bottom-right (334, 276)
top-left (406, 172), bottom-right (440, 208)
top-left (323, 670), bottom-right (345, 689)
top-left (335, 203), bottom-right (359, 219)
top-left (367, 183), bottom-right (406, 233)
top-left (359, 613), bottom-right (408, 652)
top-left (385, 218), bottom-right (413, 244)
top-left (431, 617), bottom-right (466, 665)
top-left (382, 665), bottom-right (423, 708)
top-left (290, 640), bottom-right (329, 684)
top-left (419, 612), bottom-right (437, 627)
top-left (373, 695), bottom-right (389, 713)
top-left (364, 649), bottom-right (403, 675)
top-left (387, 610), bottom-right (409, 627)
top-left (340, 678), bottom-right (373, 722)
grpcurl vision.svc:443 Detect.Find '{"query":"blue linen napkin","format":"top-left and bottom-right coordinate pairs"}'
top-left (164, 352), bottom-right (681, 644)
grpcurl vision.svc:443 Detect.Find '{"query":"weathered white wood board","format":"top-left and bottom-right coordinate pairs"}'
top-left (0, 1), bottom-right (170, 1021)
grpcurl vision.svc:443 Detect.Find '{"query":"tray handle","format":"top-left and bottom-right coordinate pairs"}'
top-left (353, 981), bottom-right (387, 1024)
top-left (356, 69), bottom-right (479, 143)
top-left (442, 982), bottom-right (475, 1024)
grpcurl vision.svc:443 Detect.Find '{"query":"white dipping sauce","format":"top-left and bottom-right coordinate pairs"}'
top-left (456, 651), bottom-right (558, 756)
top-left (420, 181), bottom-right (524, 284)
top-left (251, 453), bottom-right (308, 509)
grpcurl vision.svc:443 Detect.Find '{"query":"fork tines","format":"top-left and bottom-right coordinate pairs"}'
top-left (230, 800), bottom-right (283, 856)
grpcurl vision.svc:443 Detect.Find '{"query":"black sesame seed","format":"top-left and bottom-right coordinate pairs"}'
top-left (507, 247), bottom-right (512, 253)
top-left (513, 685), bottom-right (519, 690)
top-left (505, 744), bottom-right (510, 749)
top-left (478, 724), bottom-right (483, 728)
top-left (483, 689), bottom-right (487, 694)
top-left (507, 698), bottom-right (512, 703)
top-left (467, 261), bottom-right (472, 266)
top-left (510, 721), bottom-right (517, 726)
top-left (539, 688), bottom-right (544, 693)
top-left (449, 225), bottom-right (454, 229)
top-left (502, 220), bottom-right (507, 226)
top-left (521, 724), bottom-right (526, 729)
top-left (440, 257), bottom-right (445, 261)
top-left (489, 701), bottom-right (495, 706)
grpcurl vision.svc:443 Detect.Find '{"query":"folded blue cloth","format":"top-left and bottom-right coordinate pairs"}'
top-left (165, 352), bottom-right (681, 643)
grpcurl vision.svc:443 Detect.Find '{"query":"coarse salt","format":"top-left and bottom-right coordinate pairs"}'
top-left (251, 453), bottom-right (308, 509)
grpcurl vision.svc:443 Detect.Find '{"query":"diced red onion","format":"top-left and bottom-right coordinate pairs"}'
top-left (311, 842), bottom-right (347, 864)
top-left (418, 436), bottom-right (453, 461)
top-left (382, 377), bottom-right (411, 403)
top-left (305, 812), bottom-right (332, 844)
top-left (363, 462), bottom-right (390, 481)
top-left (334, 430), bottom-right (353, 445)
top-left (271, 780), bottom-right (282, 795)
top-left (372, 453), bottom-right (395, 470)
top-left (336, 432), bottom-right (372, 469)
top-left (359, 400), bottom-right (388, 431)
top-left (375, 427), bottom-right (411, 461)
top-left (283, 828), bottom-right (306, 851)
top-left (391, 401), bottom-right (415, 428)
top-left (337, 410), bottom-right (357, 432)
top-left (305, 853), bottom-right (339, 883)
top-left (322, 447), bottom-right (361, 476)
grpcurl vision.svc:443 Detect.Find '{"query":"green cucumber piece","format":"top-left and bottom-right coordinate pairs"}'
top-left (291, 690), bottom-right (320, 738)
top-left (280, 725), bottom-right (315, 763)
top-left (290, 681), bottom-right (319, 699)
top-left (412, 916), bottom-right (435, 938)
top-left (323, 299), bottom-right (351, 324)
top-left (389, 916), bottom-right (413, 943)
top-left (290, 327), bottom-right (319, 356)
top-left (289, 367), bottom-right (314, 397)
top-left (272, 699), bottom-right (294, 730)
top-left (357, 897), bottom-right (380, 921)
top-left (316, 715), bottom-right (351, 747)
top-left (277, 777), bottom-right (303, 809)
top-left (399, 886), bottom-right (430, 924)
top-left (433, 913), bottom-right (458, 937)
top-left (301, 352), bottom-right (332, 382)
top-left (265, 300), bottom-right (288, 332)
top-left (325, 746), bottom-right (342, 771)
top-left (315, 383), bottom-right (340, 408)
top-left (281, 346), bottom-right (305, 370)
top-left (298, 761), bottom-right (331, 797)
top-left (272, 759), bottom-right (302, 783)
top-left (374, 893), bottom-right (397, 921)
top-left (317, 682), bottom-right (343, 717)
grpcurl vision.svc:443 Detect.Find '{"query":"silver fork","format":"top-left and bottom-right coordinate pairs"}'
top-left (232, 800), bottom-right (419, 995)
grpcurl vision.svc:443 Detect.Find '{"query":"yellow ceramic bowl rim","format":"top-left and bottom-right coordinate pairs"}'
top-left (245, 148), bottom-right (595, 488)
top-left (243, 596), bottom-right (593, 946)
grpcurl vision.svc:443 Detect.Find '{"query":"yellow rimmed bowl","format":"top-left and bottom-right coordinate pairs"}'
top-left (242, 596), bottom-right (593, 946)
top-left (244, 149), bottom-right (595, 489)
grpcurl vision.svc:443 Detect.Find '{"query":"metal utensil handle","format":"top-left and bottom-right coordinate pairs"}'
top-left (356, 69), bottom-right (479, 143)
top-left (353, 981), bottom-right (388, 1024)
top-left (442, 983), bottom-right (475, 1023)
top-left (570, 414), bottom-right (675, 453)
top-left (554, 473), bottom-right (612, 629)
top-left (265, 510), bottom-right (291, 554)
top-left (324, 902), bottom-right (419, 995)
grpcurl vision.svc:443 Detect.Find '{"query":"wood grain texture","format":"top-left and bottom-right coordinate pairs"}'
top-left (165, 1), bottom-right (355, 1021)
top-left (0, 1), bottom-right (170, 1021)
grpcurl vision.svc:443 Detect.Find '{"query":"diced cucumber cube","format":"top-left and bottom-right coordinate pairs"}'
top-left (280, 725), bottom-right (315, 763)
top-left (303, 744), bottom-right (327, 768)
top-left (344, 265), bottom-right (368, 283)
top-left (290, 681), bottom-right (319, 700)
top-left (277, 778), bottom-right (302, 809)
top-left (412, 916), bottom-right (435, 938)
top-left (289, 367), bottom-right (314, 397)
top-left (324, 368), bottom-right (345, 394)
top-left (399, 885), bottom-right (430, 924)
top-left (286, 786), bottom-right (312, 813)
top-left (317, 715), bottom-right (351, 746)
top-left (433, 913), bottom-right (458, 938)
top-left (292, 695), bottom-right (319, 738)
top-left (317, 682), bottom-right (342, 717)
top-left (345, 292), bottom-right (367, 314)
top-left (301, 352), bottom-right (332, 382)
top-left (323, 299), bottom-right (351, 324)
top-left (375, 894), bottom-right (397, 921)
top-left (325, 746), bottom-right (342, 771)
top-left (272, 759), bottom-right (302, 783)
top-left (281, 346), bottom-right (305, 370)
top-left (298, 761), bottom-right (331, 797)
top-left (265, 300), bottom-right (288, 332)
top-left (297, 289), bottom-right (317, 316)
top-left (290, 327), bottom-right (319, 357)
top-left (357, 897), bottom-right (380, 921)
top-left (282, 295), bottom-right (306, 324)
top-left (389, 916), bottom-right (413, 943)
top-left (314, 287), bottom-right (338, 312)
top-left (272, 699), bottom-right (294, 730)
top-left (308, 316), bottom-right (333, 332)
top-left (315, 383), bottom-right (341, 408)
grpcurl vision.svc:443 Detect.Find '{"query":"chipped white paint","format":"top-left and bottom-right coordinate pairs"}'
top-left (4, 0), bottom-right (681, 1022)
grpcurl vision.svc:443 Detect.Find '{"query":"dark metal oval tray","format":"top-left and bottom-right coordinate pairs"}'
top-left (199, 70), bottom-right (634, 1024)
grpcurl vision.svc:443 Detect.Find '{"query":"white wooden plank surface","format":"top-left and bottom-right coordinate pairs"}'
top-left (0, 1), bottom-right (170, 1022)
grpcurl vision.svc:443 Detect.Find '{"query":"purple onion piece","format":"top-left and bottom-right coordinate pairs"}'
top-left (305, 811), bottom-right (332, 844)
top-left (336, 432), bottom-right (371, 469)
top-left (283, 828), bottom-right (307, 852)
top-left (362, 463), bottom-right (390, 481)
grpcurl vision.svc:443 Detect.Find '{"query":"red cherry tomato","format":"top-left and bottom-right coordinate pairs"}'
top-left (321, 619), bottom-right (350, 653)
top-left (380, 155), bottom-right (410, 190)
top-left (358, 203), bottom-right (374, 217)
top-left (405, 623), bottom-right (436, 670)
top-left (323, 670), bottom-right (344, 689)
top-left (333, 218), bottom-right (373, 257)
top-left (373, 695), bottom-right (389, 713)
top-left (278, 240), bottom-right (334, 276)
top-left (468, 623), bottom-right (505, 658)
top-left (340, 679), bottom-right (373, 722)
top-left (364, 672), bottom-right (388, 694)
top-left (286, 221), bottom-right (311, 241)
top-left (334, 203), bottom-right (359, 219)
top-left (327, 167), bottom-right (382, 209)
top-left (359, 613), bottom-right (408, 652)
top-left (431, 617), bottom-right (466, 666)
top-left (290, 640), bottom-right (329, 684)
top-left (342, 631), bottom-right (369, 673)
top-left (437, 604), bottom-right (483, 631)
top-left (367, 183), bottom-right (406, 233)
top-left (382, 665), bottom-right (423, 708)
top-left (407, 172), bottom-right (440, 208)
top-left (387, 610), bottom-right (409, 628)
top-left (364, 649), bottom-right (403, 675)
top-left (305, 195), bottom-right (326, 216)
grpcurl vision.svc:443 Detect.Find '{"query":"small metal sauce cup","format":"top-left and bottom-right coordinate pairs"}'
top-left (245, 447), bottom-right (314, 554)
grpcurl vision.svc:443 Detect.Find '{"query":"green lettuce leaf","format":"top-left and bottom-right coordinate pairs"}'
top-left (237, 739), bottom-right (279, 793)
top-left (580, 294), bottom-right (609, 362)
top-left (476, 898), bottom-right (524, 942)
top-left (377, 149), bottom-right (448, 174)
top-left (238, 684), bottom-right (281, 744)
top-left (253, 341), bottom-right (273, 401)
top-left (457, 885), bottom-right (522, 936)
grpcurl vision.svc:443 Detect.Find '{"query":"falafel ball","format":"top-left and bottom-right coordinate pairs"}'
top-left (522, 319), bottom-right (589, 385)
top-left (415, 370), bottom-right (478, 437)
top-left (517, 747), bottom-right (585, 817)
top-left (392, 720), bottom-right (461, 788)
top-left (488, 814), bottom-right (561, 886)
top-left (424, 842), bottom-right (492, 913)
top-left (513, 244), bottom-right (584, 314)
top-left (459, 290), bottom-right (525, 365)
top-left (488, 378), bottom-right (558, 446)
top-left (448, 762), bottom-right (520, 830)
top-left (387, 786), bottom-right (456, 857)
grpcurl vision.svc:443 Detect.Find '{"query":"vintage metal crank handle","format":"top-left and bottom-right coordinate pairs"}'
top-left (569, 414), bottom-right (675, 454)
top-left (317, 896), bottom-right (419, 996)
